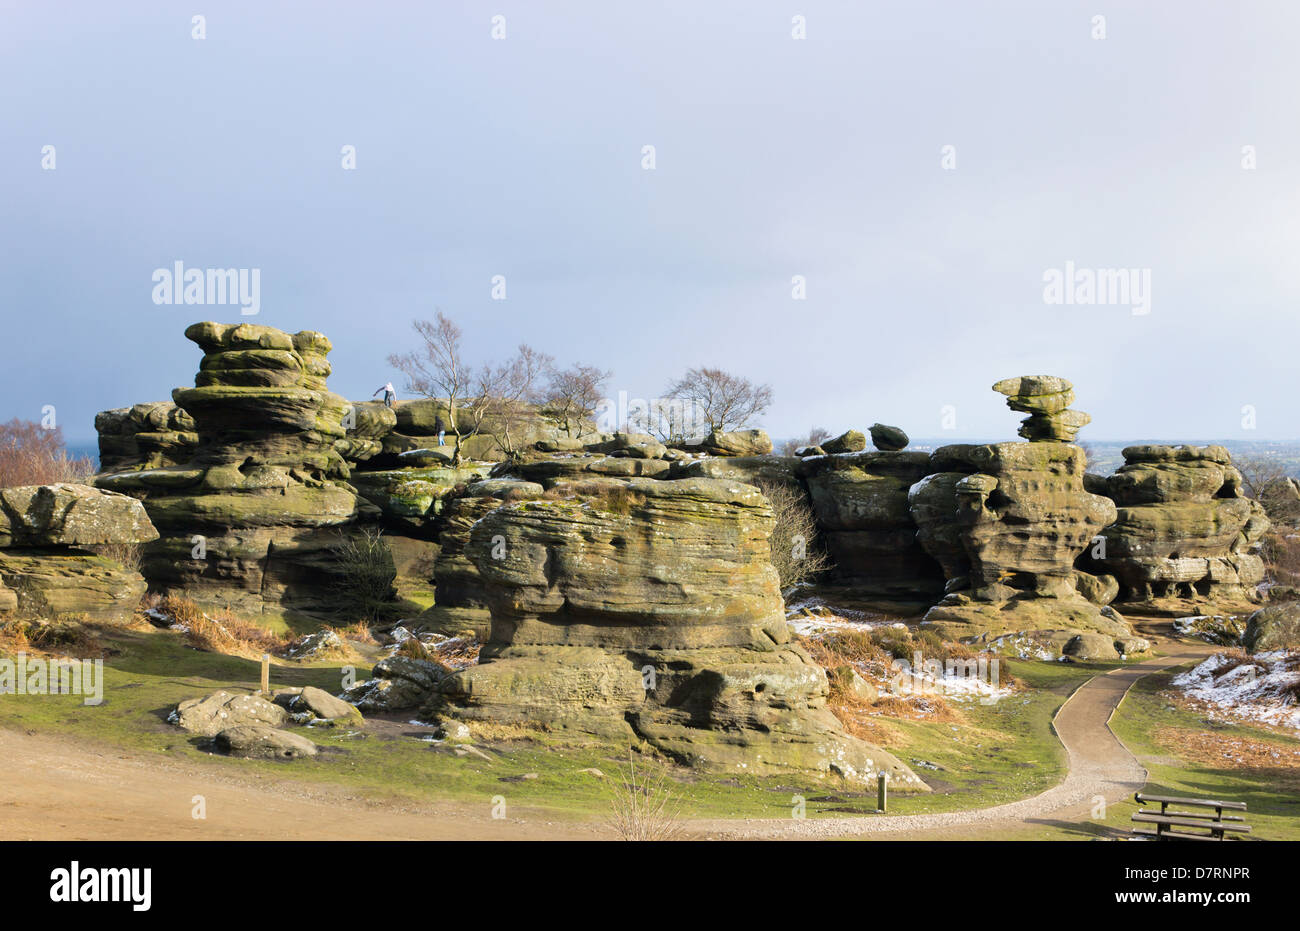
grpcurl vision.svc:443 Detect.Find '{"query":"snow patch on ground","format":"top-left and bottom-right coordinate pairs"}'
top-left (1172, 651), bottom-right (1300, 732)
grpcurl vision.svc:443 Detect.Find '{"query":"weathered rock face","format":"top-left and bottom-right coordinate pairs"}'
top-left (869, 424), bottom-right (909, 451)
top-left (0, 484), bottom-right (158, 548)
top-left (0, 550), bottom-right (149, 624)
top-left (95, 323), bottom-right (374, 627)
top-left (416, 478), bottom-right (543, 636)
top-left (0, 484), bottom-right (157, 624)
top-left (426, 476), bottom-right (925, 787)
top-left (350, 464), bottom-right (492, 538)
top-left (992, 375), bottom-right (1091, 442)
top-left (914, 441), bottom-right (1128, 640)
top-left (1082, 445), bottom-right (1268, 615)
top-left (95, 402), bottom-right (198, 472)
top-left (1243, 602), bottom-right (1300, 651)
top-left (796, 452), bottom-right (943, 604)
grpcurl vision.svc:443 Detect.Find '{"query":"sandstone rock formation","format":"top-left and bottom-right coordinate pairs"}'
top-left (993, 375), bottom-right (1091, 442)
top-left (821, 430), bottom-right (866, 455)
top-left (1082, 445), bottom-right (1268, 615)
top-left (911, 381), bottom-right (1129, 642)
top-left (869, 424), bottom-right (909, 451)
top-left (0, 484), bottom-right (158, 624)
top-left (95, 402), bottom-right (198, 472)
top-left (96, 323), bottom-right (374, 626)
top-left (796, 451), bottom-right (944, 606)
top-left (424, 475), bottom-right (925, 786)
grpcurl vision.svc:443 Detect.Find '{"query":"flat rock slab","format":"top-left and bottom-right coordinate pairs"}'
top-left (215, 725), bottom-right (318, 761)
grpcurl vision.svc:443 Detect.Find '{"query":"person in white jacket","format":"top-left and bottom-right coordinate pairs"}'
top-left (374, 382), bottom-right (396, 408)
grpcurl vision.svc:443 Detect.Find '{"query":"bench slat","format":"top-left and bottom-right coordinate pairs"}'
top-left (1146, 809), bottom-right (1246, 823)
top-left (1131, 827), bottom-right (1225, 842)
top-left (1131, 813), bottom-right (1251, 833)
top-left (1135, 792), bottom-right (1247, 811)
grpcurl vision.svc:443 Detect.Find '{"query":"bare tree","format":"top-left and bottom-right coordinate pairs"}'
top-left (780, 426), bottom-right (831, 456)
top-left (756, 480), bottom-right (831, 590)
top-left (662, 367), bottom-right (773, 435)
top-left (544, 363), bottom-right (611, 437)
top-left (388, 314), bottom-right (473, 464)
top-left (0, 420), bottom-right (94, 487)
top-left (488, 344), bottom-right (555, 459)
top-left (1236, 453), bottom-right (1300, 526)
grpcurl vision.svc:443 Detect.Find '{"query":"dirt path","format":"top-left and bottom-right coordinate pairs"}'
top-left (0, 727), bottom-right (606, 840)
top-left (1, 628), bottom-right (1211, 841)
top-left (688, 634), bottom-right (1212, 839)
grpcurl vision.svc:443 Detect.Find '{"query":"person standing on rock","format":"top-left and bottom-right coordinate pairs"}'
top-left (374, 382), bottom-right (396, 408)
top-left (433, 415), bottom-right (446, 446)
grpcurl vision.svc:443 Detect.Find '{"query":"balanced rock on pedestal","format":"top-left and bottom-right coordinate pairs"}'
top-left (910, 376), bottom-right (1130, 645)
top-left (913, 442), bottom-right (1127, 641)
top-left (993, 375), bottom-right (1091, 443)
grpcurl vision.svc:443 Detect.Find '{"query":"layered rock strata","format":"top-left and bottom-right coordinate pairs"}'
top-left (1082, 445), bottom-right (1268, 615)
top-left (95, 323), bottom-right (372, 625)
top-left (0, 483), bottom-right (158, 623)
top-left (424, 476), bottom-right (925, 787)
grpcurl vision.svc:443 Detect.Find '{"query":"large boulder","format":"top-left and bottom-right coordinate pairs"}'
top-left (821, 430), bottom-right (866, 455)
top-left (214, 725), bottom-right (317, 760)
top-left (869, 424), bottom-right (909, 452)
top-left (1081, 445), bottom-right (1268, 615)
top-left (171, 690), bottom-right (289, 737)
top-left (1243, 602), bottom-right (1300, 652)
top-left (0, 484), bottom-right (158, 548)
top-left (699, 429), bottom-right (772, 457)
top-left (342, 654), bottom-right (449, 712)
top-left (425, 475), bottom-right (927, 788)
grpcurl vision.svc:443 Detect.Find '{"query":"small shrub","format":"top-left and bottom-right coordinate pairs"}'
top-left (0, 419), bottom-right (94, 488)
top-left (330, 528), bottom-right (398, 621)
top-left (89, 542), bottom-right (143, 573)
top-left (606, 751), bottom-right (686, 841)
top-left (756, 480), bottom-right (831, 590)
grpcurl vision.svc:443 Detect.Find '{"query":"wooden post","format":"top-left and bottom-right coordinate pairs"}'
top-left (877, 772), bottom-right (888, 812)
top-left (261, 653), bottom-right (270, 695)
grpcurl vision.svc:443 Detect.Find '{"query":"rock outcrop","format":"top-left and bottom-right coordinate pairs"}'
top-left (1243, 602), bottom-right (1300, 651)
top-left (869, 424), bottom-right (909, 451)
top-left (1083, 445), bottom-right (1268, 615)
top-left (425, 475), bottom-right (925, 787)
top-left (796, 452), bottom-right (944, 606)
top-left (0, 484), bottom-right (158, 624)
top-left (911, 380), bottom-right (1129, 641)
top-left (993, 375), bottom-right (1091, 442)
top-left (95, 402), bottom-right (198, 472)
top-left (96, 323), bottom-right (374, 626)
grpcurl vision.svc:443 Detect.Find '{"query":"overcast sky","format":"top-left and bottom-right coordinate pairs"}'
top-left (3, 1), bottom-right (1299, 444)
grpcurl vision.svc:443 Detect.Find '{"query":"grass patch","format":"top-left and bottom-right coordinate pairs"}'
top-left (1104, 665), bottom-right (1300, 841)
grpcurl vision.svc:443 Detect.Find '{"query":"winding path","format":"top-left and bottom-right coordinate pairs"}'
top-left (1, 628), bottom-right (1213, 840)
top-left (689, 633), bottom-right (1214, 840)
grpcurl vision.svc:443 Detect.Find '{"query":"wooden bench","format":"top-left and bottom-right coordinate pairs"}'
top-left (1131, 793), bottom-right (1249, 841)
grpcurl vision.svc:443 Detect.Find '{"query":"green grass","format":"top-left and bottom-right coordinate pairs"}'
top-left (0, 629), bottom-right (1107, 825)
top-left (1104, 664), bottom-right (1300, 841)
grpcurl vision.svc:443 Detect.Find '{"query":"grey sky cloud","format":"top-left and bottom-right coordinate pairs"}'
top-left (2, 1), bottom-right (1297, 443)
